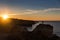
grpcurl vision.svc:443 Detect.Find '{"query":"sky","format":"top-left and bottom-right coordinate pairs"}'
top-left (0, 0), bottom-right (60, 21)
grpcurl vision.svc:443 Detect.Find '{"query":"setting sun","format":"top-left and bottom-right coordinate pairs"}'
top-left (2, 14), bottom-right (9, 20)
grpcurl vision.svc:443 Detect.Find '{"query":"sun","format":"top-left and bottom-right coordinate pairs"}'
top-left (2, 14), bottom-right (9, 20)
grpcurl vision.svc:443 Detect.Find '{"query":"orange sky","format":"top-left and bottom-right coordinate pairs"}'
top-left (0, 0), bottom-right (60, 21)
top-left (0, 7), bottom-right (60, 21)
top-left (9, 14), bottom-right (60, 21)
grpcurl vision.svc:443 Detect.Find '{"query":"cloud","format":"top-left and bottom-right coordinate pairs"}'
top-left (21, 8), bottom-right (60, 15)
top-left (10, 8), bottom-right (60, 15)
top-left (7, 8), bottom-right (60, 20)
top-left (44, 8), bottom-right (60, 11)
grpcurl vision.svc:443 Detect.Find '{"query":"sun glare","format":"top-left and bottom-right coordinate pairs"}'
top-left (2, 14), bottom-right (9, 20)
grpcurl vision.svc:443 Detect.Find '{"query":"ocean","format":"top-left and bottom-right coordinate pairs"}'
top-left (44, 21), bottom-right (60, 37)
top-left (27, 21), bottom-right (60, 37)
